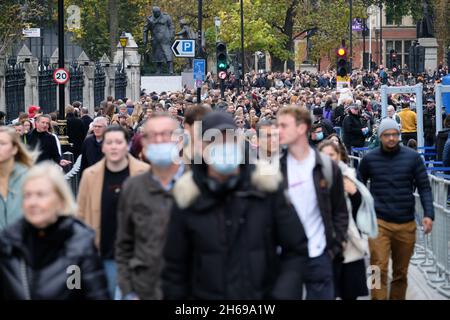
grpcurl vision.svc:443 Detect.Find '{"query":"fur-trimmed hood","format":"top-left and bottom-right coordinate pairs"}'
top-left (173, 160), bottom-right (283, 210)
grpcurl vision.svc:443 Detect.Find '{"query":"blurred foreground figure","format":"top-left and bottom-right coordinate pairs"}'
top-left (0, 162), bottom-right (109, 300)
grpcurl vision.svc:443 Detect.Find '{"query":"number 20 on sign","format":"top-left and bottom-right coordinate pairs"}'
top-left (53, 68), bottom-right (70, 85)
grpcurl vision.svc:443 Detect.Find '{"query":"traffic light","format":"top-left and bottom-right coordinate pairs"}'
top-left (447, 51), bottom-right (450, 67)
top-left (216, 42), bottom-right (228, 77)
top-left (336, 47), bottom-right (348, 77)
top-left (390, 49), bottom-right (399, 76)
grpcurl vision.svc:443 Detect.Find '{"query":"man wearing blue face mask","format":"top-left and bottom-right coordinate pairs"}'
top-left (162, 111), bottom-right (309, 300)
top-left (115, 113), bottom-right (185, 300)
top-left (310, 123), bottom-right (325, 147)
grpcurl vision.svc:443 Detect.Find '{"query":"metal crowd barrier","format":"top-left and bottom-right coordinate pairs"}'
top-left (64, 153), bottom-right (82, 197)
top-left (412, 175), bottom-right (450, 297)
top-left (348, 147), bottom-right (450, 297)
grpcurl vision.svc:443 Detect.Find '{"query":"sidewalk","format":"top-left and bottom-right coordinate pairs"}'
top-left (406, 264), bottom-right (448, 300)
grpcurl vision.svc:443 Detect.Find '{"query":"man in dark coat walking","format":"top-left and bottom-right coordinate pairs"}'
top-left (66, 105), bottom-right (85, 159)
top-left (27, 115), bottom-right (71, 167)
top-left (163, 112), bottom-right (308, 300)
top-left (359, 118), bottom-right (434, 300)
top-left (80, 117), bottom-right (107, 174)
top-left (343, 104), bottom-right (367, 152)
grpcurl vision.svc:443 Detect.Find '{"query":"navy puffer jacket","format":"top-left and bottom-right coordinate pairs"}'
top-left (358, 145), bottom-right (434, 223)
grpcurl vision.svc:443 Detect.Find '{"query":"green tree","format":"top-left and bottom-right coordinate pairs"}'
top-left (217, 0), bottom-right (283, 70)
top-left (0, 1), bottom-right (44, 56)
top-left (66, 0), bottom-right (109, 60)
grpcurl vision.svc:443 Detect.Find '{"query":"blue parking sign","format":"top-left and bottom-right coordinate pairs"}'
top-left (182, 41), bottom-right (193, 53)
top-left (171, 40), bottom-right (196, 58)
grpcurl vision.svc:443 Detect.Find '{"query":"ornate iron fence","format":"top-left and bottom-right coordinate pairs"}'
top-left (69, 61), bottom-right (84, 104)
top-left (5, 57), bottom-right (26, 122)
top-left (94, 62), bottom-right (106, 108)
top-left (38, 57), bottom-right (57, 114)
top-left (114, 64), bottom-right (127, 100)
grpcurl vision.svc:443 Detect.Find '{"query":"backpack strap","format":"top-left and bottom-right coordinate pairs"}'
top-left (319, 153), bottom-right (333, 190)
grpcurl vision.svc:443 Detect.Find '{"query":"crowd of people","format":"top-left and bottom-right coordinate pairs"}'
top-left (0, 64), bottom-right (448, 300)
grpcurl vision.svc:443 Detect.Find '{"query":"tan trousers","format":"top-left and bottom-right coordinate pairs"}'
top-left (369, 219), bottom-right (416, 300)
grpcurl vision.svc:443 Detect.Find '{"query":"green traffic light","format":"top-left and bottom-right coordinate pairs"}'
top-left (218, 62), bottom-right (227, 69)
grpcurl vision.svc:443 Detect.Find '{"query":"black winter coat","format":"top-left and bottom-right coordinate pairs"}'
top-left (81, 115), bottom-right (93, 139)
top-left (358, 145), bottom-right (434, 223)
top-left (66, 113), bottom-right (85, 159)
top-left (343, 113), bottom-right (365, 149)
top-left (163, 162), bottom-right (309, 300)
top-left (80, 135), bottom-right (104, 174)
top-left (27, 130), bottom-right (61, 164)
top-left (0, 216), bottom-right (109, 300)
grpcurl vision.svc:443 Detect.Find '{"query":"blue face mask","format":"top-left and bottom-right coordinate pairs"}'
top-left (145, 143), bottom-right (178, 168)
top-left (208, 143), bottom-right (243, 175)
top-left (315, 132), bottom-right (324, 141)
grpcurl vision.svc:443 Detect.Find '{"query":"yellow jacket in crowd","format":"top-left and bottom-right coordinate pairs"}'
top-left (397, 108), bottom-right (417, 133)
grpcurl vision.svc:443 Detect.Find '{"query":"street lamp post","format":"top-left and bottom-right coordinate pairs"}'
top-left (349, 0), bottom-right (353, 71)
top-left (240, 0), bottom-right (245, 94)
top-left (367, 5), bottom-right (378, 72)
top-left (119, 32), bottom-right (128, 72)
top-left (197, 0), bottom-right (203, 103)
top-left (379, 1), bottom-right (383, 66)
top-left (58, 0), bottom-right (65, 120)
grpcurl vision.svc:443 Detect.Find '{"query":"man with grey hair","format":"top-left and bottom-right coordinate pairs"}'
top-left (80, 116), bottom-right (108, 174)
top-left (386, 105), bottom-right (401, 130)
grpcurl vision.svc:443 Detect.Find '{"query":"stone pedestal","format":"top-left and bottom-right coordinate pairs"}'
top-left (418, 38), bottom-right (438, 72)
top-left (141, 76), bottom-right (183, 93)
top-left (300, 63), bottom-right (318, 73)
top-left (181, 71), bottom-right (194, 90)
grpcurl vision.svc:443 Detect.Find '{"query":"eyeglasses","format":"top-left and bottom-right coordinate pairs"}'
top-left (145, 130), bottom-right (174, 142)
top-left (381, 132), bottom-right (400, 138)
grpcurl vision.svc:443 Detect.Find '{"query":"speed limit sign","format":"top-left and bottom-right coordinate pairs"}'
top-left (53, 68), bottom-right (70, 85)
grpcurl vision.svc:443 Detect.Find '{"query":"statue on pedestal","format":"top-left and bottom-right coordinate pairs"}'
top-left (416, 0), bottom-right (434, 38)
top-left (175, 19), bottom-right (195, 70)
top-left (143, 7), bottom-right (174, 74)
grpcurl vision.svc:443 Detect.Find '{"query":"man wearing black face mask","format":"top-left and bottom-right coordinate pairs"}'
top-left (163, 111), bottom-right (308, 300)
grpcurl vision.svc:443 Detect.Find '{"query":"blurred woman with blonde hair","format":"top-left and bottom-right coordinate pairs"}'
top-left (0, 162), bottom-right (109, 299)
top-left (0, 127), bottom-right (36, 230)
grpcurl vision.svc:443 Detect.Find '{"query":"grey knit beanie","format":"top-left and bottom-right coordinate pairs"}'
top-left (378, 118), bottom-right (400, 138)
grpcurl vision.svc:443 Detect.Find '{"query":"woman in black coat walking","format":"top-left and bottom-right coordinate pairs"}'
top-left (0, 162), bottom-right (109, 300)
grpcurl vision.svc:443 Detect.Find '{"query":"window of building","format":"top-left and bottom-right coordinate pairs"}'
top-left (386, 13), bottom-right (394, 26)
top-left (385, 40), bottom-right (413, 69)
top-left (385, 13), bottom-right (402, 26)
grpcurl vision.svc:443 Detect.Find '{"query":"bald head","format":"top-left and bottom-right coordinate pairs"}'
top-left (387, 105), bottom-right (395, 118)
